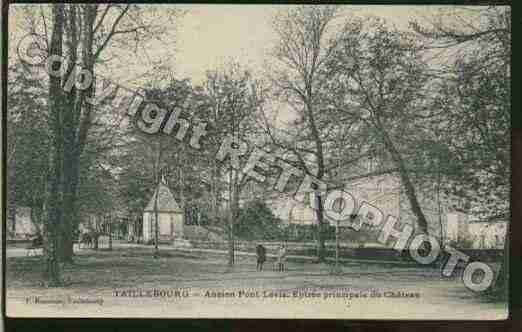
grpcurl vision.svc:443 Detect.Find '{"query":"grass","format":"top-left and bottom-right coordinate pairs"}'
top-left (5, 245), bottom-right (508, 319)
top-left (5, 245), bottom-right (505, 303)
top-left (7, 246), bottom-right (298, 290)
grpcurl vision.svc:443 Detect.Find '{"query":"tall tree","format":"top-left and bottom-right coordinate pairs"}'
top-left (411, 6), bottom-right (510, 222)
top-left (268, 6), bottom-right (355, 261)
top-left (45, 3), bottom-right (66, 285)
top-left (202, 64), bottom-right (264, 266)
top-left (326, 18), bottom-right (434, 234)
top-left (411, 6), bottom-right (510, 295)
top-left (22, 4), bottom-right (181, 263)
top-left (6, 63), bottom-right (49, 238)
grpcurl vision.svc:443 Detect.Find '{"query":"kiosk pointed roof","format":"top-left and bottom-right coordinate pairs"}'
top-left (144, 180), bottom-right (182, 213)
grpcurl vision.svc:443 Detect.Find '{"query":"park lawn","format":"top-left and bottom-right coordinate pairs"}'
top-left (7, 247), bottom-right (232, 290)
top-left (5, 245), bottom-right (469, 304)
top-left (5, 246), bottom-right (508, 319)
top-left (6, 246), bottom-right (446, 291)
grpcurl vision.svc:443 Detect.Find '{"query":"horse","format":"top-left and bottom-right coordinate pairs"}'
top-left (26, 234), bottom-right (43, 257)
top-left (79, 232), bottom-right (93, 249)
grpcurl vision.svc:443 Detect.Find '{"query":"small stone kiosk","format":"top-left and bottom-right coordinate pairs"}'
top-left (142, 179), bottom-right (184, 244)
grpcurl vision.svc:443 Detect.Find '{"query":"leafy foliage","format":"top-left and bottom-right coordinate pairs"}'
top-left (236, 200), bottom-right (283, 240)
top-left (411, 7), bottom-right (510, 221)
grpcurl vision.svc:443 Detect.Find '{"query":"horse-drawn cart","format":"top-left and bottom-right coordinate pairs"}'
top-left (25, 235), bottom-right (43, 257)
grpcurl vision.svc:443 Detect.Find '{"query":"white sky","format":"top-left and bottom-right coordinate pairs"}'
top-left (173, 5), bottom-right (277, 83)
top-left (9, 4), bottom-right (489, 127)
top-left (172, 5), bottom-right (448, 84)
top-left (9, 4), bottom-right (487, 86)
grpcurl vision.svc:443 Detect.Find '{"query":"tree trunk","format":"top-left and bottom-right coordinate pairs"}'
top-left (153, 140), bottom-right (162, 258)
top-left (94, 215), bottom-right (100, 250)
top-left (212, 163), bottom-right (219, 222)
top-left (108, 215), bottom-right (113, 251)
top-left (379, 124), bottom-right (429, 234)
top-left (335, 221), bottom-right (340, 269)
top-left (7, 157), bottom-right (16, 237)
top-left (227, 170), bottom-right (236, 267)
top-left (314, 192), bottom-right (326, 262)
top-left (228, 219), bottom-right (234, 267)
top-left (93, 232), bottom-right (99, 250)
top-left (303, 95), bottom-right (327, 263)
top-left (134, 217), bottom-right (139, 242)
top-left (45, 3), bottom-right (66, 286)
top-left (60, 4), bottom-right (80, 264)
top-left (61, 5), bottom-right (98, 263)
top-left (61, 160), bottom-right (79, 262)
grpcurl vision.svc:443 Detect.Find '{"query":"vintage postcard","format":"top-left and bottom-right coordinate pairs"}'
top-left (4, 4), bottom-right (509, 319)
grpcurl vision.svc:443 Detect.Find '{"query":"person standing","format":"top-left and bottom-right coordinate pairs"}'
top-left (256, 244), bottom-right (266, 271)
top-left (277, 244), bottom-right (287, 272)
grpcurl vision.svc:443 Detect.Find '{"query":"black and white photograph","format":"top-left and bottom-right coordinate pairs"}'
top-left (5, 4), bottom-right (510, 319)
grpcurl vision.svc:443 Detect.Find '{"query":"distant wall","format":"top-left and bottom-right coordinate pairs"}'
top-left (183, 225), bottom-right (224, 242)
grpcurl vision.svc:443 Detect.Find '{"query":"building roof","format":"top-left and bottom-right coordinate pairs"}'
top-left (144, 182), bottom-right (182, 213)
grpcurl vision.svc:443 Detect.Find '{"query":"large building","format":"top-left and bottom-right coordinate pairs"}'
top-left (266, 174), bottom-right (438, 225)
top-left (262, 169), bottom-right (463, 247)
top-left (445, 212), bottom-right (507, 249)
top-left (263, 170), bottom-right (509, 249)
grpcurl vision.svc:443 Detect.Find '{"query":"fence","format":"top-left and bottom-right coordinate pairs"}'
top-left (186, 239), bottom-right (504, 263)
